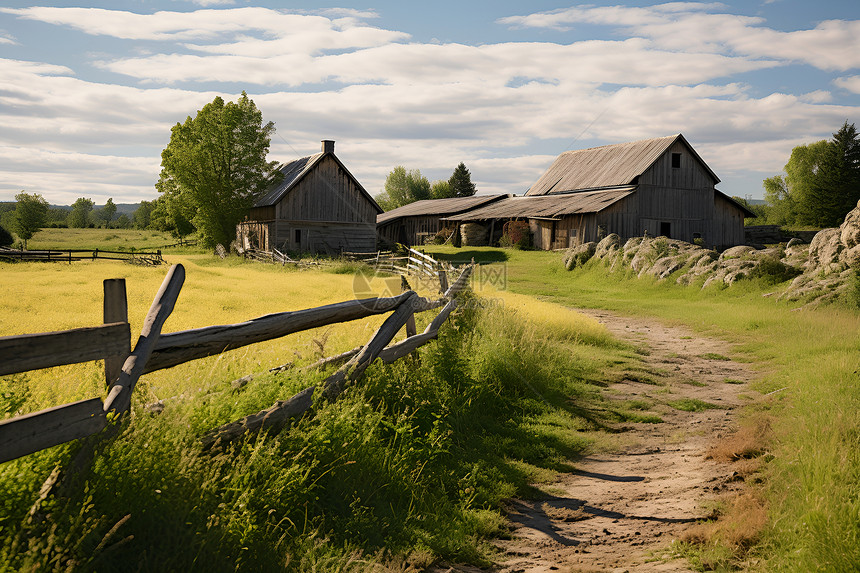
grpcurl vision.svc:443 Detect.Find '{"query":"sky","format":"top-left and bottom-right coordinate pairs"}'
top-left (1, 1), bottom-right (858, 206)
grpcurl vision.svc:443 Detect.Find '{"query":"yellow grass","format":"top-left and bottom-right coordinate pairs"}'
top-left (477, 284), bottom-right (613, 346)
top-left (1, 256), bottom-right (431, 414)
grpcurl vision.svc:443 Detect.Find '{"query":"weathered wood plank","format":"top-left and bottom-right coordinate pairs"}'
top-left (0, 322), bottom-right (131, 377)
top-left (103, 264), bottom-right (185, 414)
top-left (0, 398), bottom-right (106, 464)
top-left (103, 279), bottom-right (129, 388)
top-left (199, 387), bottom-right (315, 452)
top-left (144, 291), bottom-right (418, 373)
top-left (322, 292), bottom-right (420, 399)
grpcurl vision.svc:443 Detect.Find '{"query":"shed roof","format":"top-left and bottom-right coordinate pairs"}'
top-left (254, 149), bottom-right (382, 213)
top-left (526, 134), bottom-right (719, 196)
top-left (377, 194), bottom-right (509, 225)
top-left (444, 188), bottom-right (636, 221)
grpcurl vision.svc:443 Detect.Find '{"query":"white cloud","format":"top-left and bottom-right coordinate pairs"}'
top-left (0, 5), bottom-right (857, 203)
top-left (189, 0), bottom-right (236, 6)
top-left (498, 3), bottom-right (860, 71)
top-left (0, 6), bottom-right (407, 47)
top-left (834, 75), bottom-right (860, 94)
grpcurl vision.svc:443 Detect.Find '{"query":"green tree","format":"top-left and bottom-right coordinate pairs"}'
top-left (115, 214), bottom-right (131, 229)
top-left (157, 92), bottom-right (279, 248)
top-left (827, 121), bottom-right (860, 217)
top-left (68, 197), bottom-right (94, 228)
top-left (96, 198), bottom-right (117, 228)
top-left (150, 195), bottom-right (195, 239)
top-left (374, 166), bottom-right (431, 210)
top-left (430, 180), bottom-right (453, 199)
top-left (448, 162), bottom-right (477, 197)
top-left (764, 121), bottom-right (860, 228)
top-left (13, 192), bottom-right (49, 249)
top-left (133, 200), bottom-right (156, 229)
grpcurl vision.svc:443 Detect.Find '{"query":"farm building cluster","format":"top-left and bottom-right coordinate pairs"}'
top-left (237, 135), bottom-right (753, 254)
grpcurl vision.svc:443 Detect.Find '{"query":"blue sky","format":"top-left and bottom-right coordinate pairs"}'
top-left (1, 1), bottom-right (858, 205)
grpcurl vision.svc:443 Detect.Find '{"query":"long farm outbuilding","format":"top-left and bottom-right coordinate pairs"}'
top-left (377, 194), bottom-right (508, 247)
top-left (446, 134), bottom-right (753, 250)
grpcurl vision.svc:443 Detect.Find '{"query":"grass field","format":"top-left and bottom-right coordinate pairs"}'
top-left (4, 232), bottom-right (859, 570)
top-left (0, 246), bottom-right (639, 571)
top-left (25, 228), bottom-right (185, 251)
top-left (424, 245), bottom-right (860, 571)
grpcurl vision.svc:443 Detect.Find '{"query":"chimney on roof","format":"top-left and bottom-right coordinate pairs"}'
top-left (322, 140), bottom-right (335, 154)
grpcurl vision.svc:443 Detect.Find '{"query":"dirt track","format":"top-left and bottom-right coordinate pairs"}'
top-left (489, 309), bottom-right (756, 573)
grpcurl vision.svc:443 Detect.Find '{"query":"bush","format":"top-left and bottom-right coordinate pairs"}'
top-left (748, 256), bottom-right (802, 285)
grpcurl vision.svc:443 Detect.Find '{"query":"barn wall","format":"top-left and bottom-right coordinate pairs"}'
top-left (236, 221), bottom-right (273, 251)
top-left (276, 155), bottom-right (378, 226)
top-left (638, 140), bottom-right (717, 190)
top-left (378, 215), bottom-right (452, 247)
top-left (273, 220), bottom-right (377, 254)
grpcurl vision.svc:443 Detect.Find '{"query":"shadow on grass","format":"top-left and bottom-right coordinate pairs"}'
top-left (426, 249), bottom-right (510, 264)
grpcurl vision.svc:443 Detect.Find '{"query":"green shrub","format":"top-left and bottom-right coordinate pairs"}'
top-left (748, 256), bottom-right (802, 285)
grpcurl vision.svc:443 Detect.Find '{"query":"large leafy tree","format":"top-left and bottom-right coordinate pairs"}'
top-left (763, 121), bottom-right (860, 227)
top-left (448, 162), bottom-right (477, 197)
top-left (157, 92), bottom-right (279, 248)
top-left (149, 194), bottom-right (195, 239)
top-left (13, 192), bottom-right (49, 249)
top-left (375, 166), bottom-right (431, 210)
top-left (68, 197), bottom-right (94, 228)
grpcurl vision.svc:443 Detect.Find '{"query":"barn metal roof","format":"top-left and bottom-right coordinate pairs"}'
top-left (254, 149), bottom-right (382, 213)
top-left (443, 188), bottom-right (636, 221)
top-left (377, 194), bottom-right (509, 225)
top-left (525, 134), bottom-right (719, 196)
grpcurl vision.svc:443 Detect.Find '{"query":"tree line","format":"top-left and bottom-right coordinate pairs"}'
top-left (374, 162), bottom-right (478, 211)
top-left (0, 196), bottom-right (133, 249)
top-left (743, 121), bottom-right (860, 228)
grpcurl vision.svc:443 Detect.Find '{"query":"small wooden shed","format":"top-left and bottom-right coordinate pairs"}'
top-left (237, 141), bottom-right (382, 254)
top-left (377, 195), bottom-right (508, 247)
top-left (447, 134), bottom-right (753, 250)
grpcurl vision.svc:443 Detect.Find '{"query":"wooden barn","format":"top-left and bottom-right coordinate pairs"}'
top-left (237, 141), bottom-right (382, 254)
top-left (377, 195), bottom-right (508, 247)
top-left (446, 134), bottom-right (753, 250)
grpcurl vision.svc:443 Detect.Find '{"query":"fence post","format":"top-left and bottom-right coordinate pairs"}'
top-left (103, 279), bottom-right (129, 388)
top-left (438, 270), bottom-right (449, 294)
top-left (401, 278), bottom-right (417, 338)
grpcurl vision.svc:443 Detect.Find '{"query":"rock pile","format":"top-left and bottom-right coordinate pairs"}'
top-left (562, 200), bottom-right (860, 306)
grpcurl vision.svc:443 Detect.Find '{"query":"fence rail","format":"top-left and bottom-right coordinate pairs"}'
top-left (0, 247), bottom-right (164, 265)
top-left (0, 261), bottom-right (474, 464)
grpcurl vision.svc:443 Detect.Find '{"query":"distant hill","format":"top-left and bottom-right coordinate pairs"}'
top-left (48, 203), bottom-right (141, 215)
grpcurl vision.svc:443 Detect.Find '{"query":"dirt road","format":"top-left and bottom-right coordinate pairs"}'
top-left (491, 309), bottom-right (755, 573)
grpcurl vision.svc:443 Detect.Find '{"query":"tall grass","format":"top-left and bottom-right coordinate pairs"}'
top-left (0, 257), bottom-right (627, 571)
top-left (0, 256), bottom-right (414, 413)
top-left (424, 244), bottom-right (860, 570)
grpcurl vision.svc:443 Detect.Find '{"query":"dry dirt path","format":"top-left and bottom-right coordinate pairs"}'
top-left (488, 309), bottom-right (756, 573)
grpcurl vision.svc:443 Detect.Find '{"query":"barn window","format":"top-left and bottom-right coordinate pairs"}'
top-left (294, 229), bottom-right (301, 245)
top-left (671, 153), bottom-right (681, 168)
top-left (660, 222), bottom-right (671, 237)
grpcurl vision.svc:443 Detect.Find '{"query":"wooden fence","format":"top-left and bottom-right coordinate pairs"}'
top-left (0, 247), bottom-right (164, 265)
top-left (0, 262), bottom-right (474, 464)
